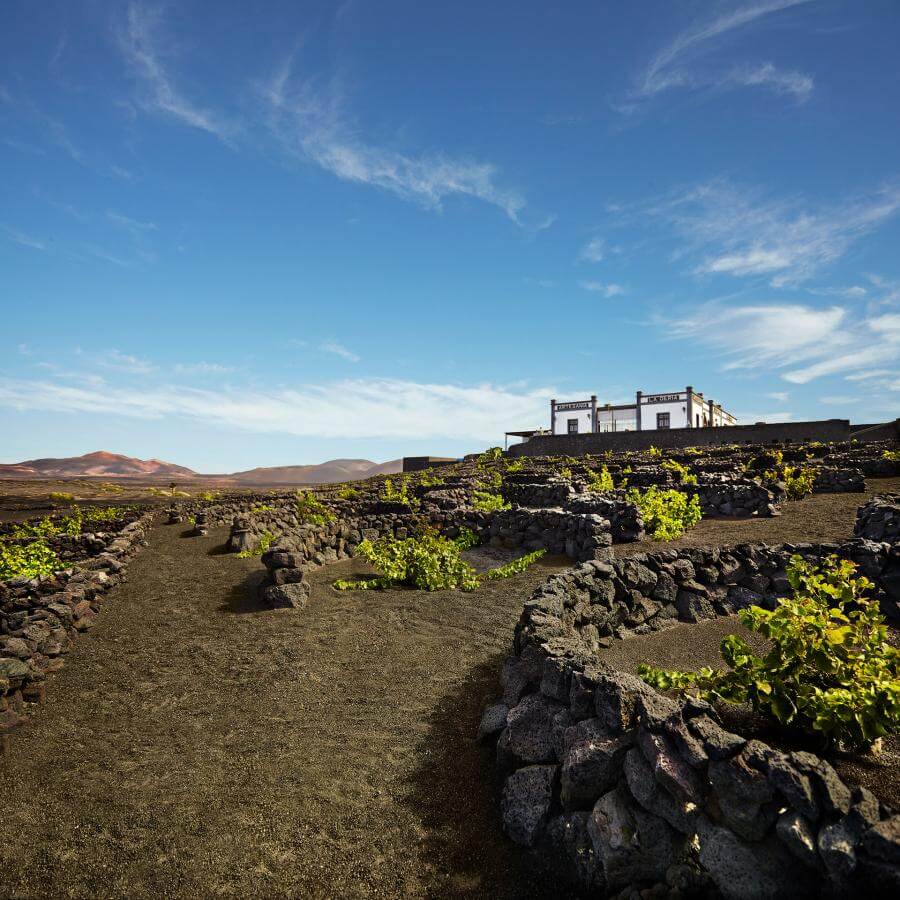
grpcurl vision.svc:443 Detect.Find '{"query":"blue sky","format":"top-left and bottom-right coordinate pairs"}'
top-left (2, 0), bottom-right (899, 472)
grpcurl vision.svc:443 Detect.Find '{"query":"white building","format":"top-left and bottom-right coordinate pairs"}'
top-left (550, 387), bottom-right (737, 435)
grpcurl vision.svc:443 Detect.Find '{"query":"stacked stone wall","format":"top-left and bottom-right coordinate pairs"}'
top-left (479, 536), bottom-right (900, 896)
top-left (0, 511), bottom-right (155, 750)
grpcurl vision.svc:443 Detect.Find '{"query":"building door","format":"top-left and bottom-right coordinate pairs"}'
top-left (568, 418), bottom-right (579, 434)
top-left (657, 412), bottom-right (670, 429)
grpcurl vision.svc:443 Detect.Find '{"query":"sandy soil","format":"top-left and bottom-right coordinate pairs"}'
top-left (0, 524), bottom-right (570, 899)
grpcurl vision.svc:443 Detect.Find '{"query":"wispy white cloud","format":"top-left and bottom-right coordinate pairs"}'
top-left (173, 362), bottom-right (234, 376)
top-left (2, 225), bottom-right (47, 251)
top-left (634, 0), bottom-right (815, 104)
top-left (580, 280), bottom-right (625, 298)
top-left (115, 5), bottom-right (527, 222)
top-left (258, 54), bottom-right (525, 222)
top-left (578, 237), bottom-right (605, 263)
top-left (664, 302), bottom-right (900, 385)
top-left (766, 391), bottom-right (790, 402)
top-left (118, 3), bottom-right (232, 139)
top-left (320, 341), bottom-right (360, 363)
top-left (647, 179), bottom-right (900, 286)
top-left (96, 349), bottom-right (156, 375)
top-left (819, 395), bottom-right (857, 405)
top-left (0, 375), bottom-right (552, 441)
top-left (107, 210), bottom-right (157, 232)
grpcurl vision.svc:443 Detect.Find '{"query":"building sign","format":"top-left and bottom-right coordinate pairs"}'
top-left (555, 401), bottom-right (591, 411)
top-left (642, 393), bottom-right (682, 404)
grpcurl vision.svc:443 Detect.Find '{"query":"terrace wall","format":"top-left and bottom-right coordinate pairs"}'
top-left (508, 419), bottom-right (851, 457)
top-left (479, 536), bottom-right (900, 897)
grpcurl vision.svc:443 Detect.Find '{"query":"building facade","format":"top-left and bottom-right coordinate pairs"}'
top-left (549, 387), bottom-right (736, 436)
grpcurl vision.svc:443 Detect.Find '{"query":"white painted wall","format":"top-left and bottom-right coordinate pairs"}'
top-left (641, 397), bottom-right (689, 430)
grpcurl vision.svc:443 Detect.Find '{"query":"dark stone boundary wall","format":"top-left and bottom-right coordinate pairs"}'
top-left (478, 534), bottom-right (900, 897)
top-left (856, 495), bottom-right (900, 546)
top-left (0, 511), bottom-right (155, 752)
top-left (508, 419), bottom-right (851, 456)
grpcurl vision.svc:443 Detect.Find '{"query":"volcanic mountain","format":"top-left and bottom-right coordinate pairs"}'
top-left (0, 451), bottom-right (403, 484)
top-left (0, 451), bottom-right (197, 479)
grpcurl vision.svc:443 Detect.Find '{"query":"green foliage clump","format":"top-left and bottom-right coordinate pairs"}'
top-left (296, 491), bottom-right (336, 524)
top-left (197, 490), bottom-right (221, 501)
top-left (336, 484), bottom-right (361, 500)
top-left (559, 467), bottom-right (573, 481)
top-left (505, 458), bottom-right (525, 473)
top-left (472, 490), bottom-right (510, 513)
top-left (148, 486), bottom-right (191, 498)
top-left (476, 447), bottom-right (503, 467)
top-left (586, 465), bottom-right (615, 492)
top-left (380, 478), bottom-right (419, 509)
top-left (761, 462), bottom-right (817, 500)
top-left (419, 469), bottom-right (445, 488)
top-left (49, 491), bottom-right (76, 502)
top-left (747, 448), bottom-right (783, 473)
top-left (0, 540), bottom-right (62, 580)
top-left (338, 530), bottom-right (479, 592)
top-left (453, 527), bottom-right (481, 550)
top-left (882, 449), bottom-right (900, 462)
top-left (251, 503), bottom-right (274, 514)
top-left (648, 446), bottom-right (663, 459)
top-left (661, 459), bottom-right (698, 486)
top-left (627, 487), bottom-right (702, 541)
top-left (237, 530), bottom-right (276, 558)
top-left (639, 555), bottom-right (900, 753)
top-left (95, 481), bottom-right (125, 494)
top-left (482, 549), bottom-right (546, 581)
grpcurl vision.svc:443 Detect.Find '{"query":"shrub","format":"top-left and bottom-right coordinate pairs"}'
top-left (251, 503), bottom-right (274, 514)
top-left (483, 549), bottom-right (546, 580)
top-left (747, 448), bottom-right (783, 473)
top-left (96, 482), bottom-right (125, 494)
top-left (380, 478), bottom-right (419, 509)
top-left (338, 530), bottom-right (479, 592)
top-left (882, 449), bottom-right (900, 462)
top-left (762, 463), bottom-right (817, 500)
top-left (296, 491), bottom-right (336, 524)
top-left (661, 459), bottom-right (698, 487)
top-left (648, 446), bottom-right (663, 459)
top-left (505, 458), bottom-right (525, 473)
top-left (0, 540), bottom-right (62, 580)
top-left (627, 487), bottom-right (702, 541)
top-left (472, 490), bottom-right (509, 513)
top-left (476, 447), bottom-right (503, 467)
top-left (337, 485), bottom-right (361, 500)
top-left (419, 469), bottom-right (445, 488)
top-left (586, 466), bottom-right (615, 492)
top-left (639, 555), bottom-right (900, 753)
top-left (237, 530), bottom-right (276, 558)
top-left (559, 467), bottom-right (573, 481)
top-left (49, 491), bottom-right (76, 502)
top-left (453, 527), bottom-right (481, 550)
top-left (197, 490), bottom-right (220, 501)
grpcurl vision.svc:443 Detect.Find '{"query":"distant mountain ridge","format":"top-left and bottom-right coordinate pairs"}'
top-left (0, 451), bottom-right (403, 484)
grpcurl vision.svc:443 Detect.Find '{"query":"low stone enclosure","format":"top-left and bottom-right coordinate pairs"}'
top-left (476, 494), bottom-right (900, 898)
top-left (0, 509), bottom-right (154, 750)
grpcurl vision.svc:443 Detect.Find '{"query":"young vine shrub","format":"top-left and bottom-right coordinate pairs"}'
top-left (296, 491), bottom-right (336, 524)
top-left (482, 549), bottom-right (546, 580)
top-left (339, 530), bottom-right (479, 592)
top-left (586, 466), bottom-right (615, 492)
top-left (639, 555), bottom-right (900, 753)
top-left (660, 459), bottom-right (698, 486)
top-left (380, 478), bottom-right (419, 509)
top-left (0, 540), bottom-right (62, 580)
top-left (472, 490), bottom-right (509, 513)
top-left (453, 527), bottom-right (481, 550)
top-left (627, 487), bottom-right (702, 541)
top-left (237, 530), bottom-right (276, 558)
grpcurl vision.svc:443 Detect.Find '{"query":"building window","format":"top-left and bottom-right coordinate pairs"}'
top-left (567, 418), bottom-right (579, 434)
top-left (657, 412), bottom-right (670, 430)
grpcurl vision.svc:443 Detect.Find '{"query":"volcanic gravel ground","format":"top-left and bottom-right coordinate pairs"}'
top-left (0, 525), bottom-right (571, 899)
top-left (613, 475), bottom-right (900, 557)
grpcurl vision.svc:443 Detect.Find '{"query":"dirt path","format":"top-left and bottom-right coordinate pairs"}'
top-left (0, 525), bottom-right (568, 899)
